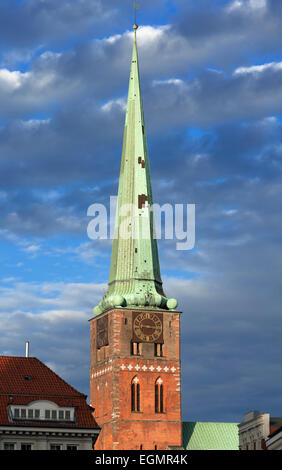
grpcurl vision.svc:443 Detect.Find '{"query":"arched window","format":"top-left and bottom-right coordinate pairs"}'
top-left (155, 377), bottom-right (164, 413)
top-left (131, 376), bottom-right (140, 412)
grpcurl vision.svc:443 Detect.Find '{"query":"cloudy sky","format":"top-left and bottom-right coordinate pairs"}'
top-left (1, 0), bottom-right (282, 423)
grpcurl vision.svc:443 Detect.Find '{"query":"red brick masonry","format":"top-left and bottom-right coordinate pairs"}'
top-left (90, 308), bottom-right (182, 450)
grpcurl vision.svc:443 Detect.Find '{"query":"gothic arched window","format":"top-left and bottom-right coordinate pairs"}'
top-left (131, 376), bottom-right (140, 412)
top-left (155, 377), bottom-right (164, 413)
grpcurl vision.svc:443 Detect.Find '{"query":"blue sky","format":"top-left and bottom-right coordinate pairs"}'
top-left (1, 0), bottom-right (282, 423)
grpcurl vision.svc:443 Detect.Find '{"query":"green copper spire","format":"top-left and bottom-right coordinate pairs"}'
top-left (94, 24), bottom-right (178, 316)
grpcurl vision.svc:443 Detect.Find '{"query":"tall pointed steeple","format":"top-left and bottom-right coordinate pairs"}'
top-left (94, 24), bottom-right (178, 316)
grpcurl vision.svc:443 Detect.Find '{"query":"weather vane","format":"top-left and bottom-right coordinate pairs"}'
top-left (133, 3), bottom-right (139, 30)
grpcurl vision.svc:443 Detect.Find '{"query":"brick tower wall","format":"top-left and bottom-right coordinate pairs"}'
top-left (89, 308), bottom-right (182, 450)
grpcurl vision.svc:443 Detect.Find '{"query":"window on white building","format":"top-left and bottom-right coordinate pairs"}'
top-left (50, 444), bottom-right (62, 450)
top-left (9, 401), bottom-right (75, 423)
top-left (21, 443), bottom-right (32, 450)
top-left (4, 443), bottom-right (15, 450)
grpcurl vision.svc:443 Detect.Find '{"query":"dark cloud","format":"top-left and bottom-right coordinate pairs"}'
top-left (2, 17), bottom-right (282, 128)
top-left (173, 0), bottom-right (282, 69)
top-left (0, 110), bottom-right (281, 243)
top-left (0, 0), bottom-right (173, 66)
top-left (0, 0), bottom-right (108, 54)
top-left (0, 281), bottom-right (105, 396)
top-left (169, 233), bottom-right (282, 420)
top-left (145, 67), bottom-right (282, 130)
top-left (0, 101), bottom-right (124, 187)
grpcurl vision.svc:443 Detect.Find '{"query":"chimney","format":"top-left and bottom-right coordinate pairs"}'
top-left (25, 341), bottom-right (30, 358)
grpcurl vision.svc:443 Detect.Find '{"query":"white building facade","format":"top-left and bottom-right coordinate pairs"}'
top-left (238, 410), bottom-right (282, 450)
top-left (0, 356), bottom-right (100, 451)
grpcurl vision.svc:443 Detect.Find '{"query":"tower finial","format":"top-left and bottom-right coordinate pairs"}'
top-left (133, 3), bottom-right (139, 33)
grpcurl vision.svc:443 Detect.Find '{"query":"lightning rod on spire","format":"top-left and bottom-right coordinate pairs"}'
top-left (133, 3), bottom-right (139, 31)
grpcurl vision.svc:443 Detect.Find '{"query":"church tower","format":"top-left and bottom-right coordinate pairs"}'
top-left (89, 23), bottom-right (182, 451)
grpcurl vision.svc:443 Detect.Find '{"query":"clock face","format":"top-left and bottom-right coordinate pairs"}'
top-left (132, 312), bottom-right (163, 343)
top-left (96, 315), bottom-right (108, 349)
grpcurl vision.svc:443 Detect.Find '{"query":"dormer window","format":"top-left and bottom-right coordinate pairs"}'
top-left (9, 400), bottom-right (75, 423)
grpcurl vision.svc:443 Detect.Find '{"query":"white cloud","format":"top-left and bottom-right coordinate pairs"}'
top-left (153, 78), bottom-right (184, 86)
top-left (0, 69), bottom-right (30, 90)
top-left (101, 97), bottom-right (126, 112)
top-left (104, 33), bottom-right (122, 45)
top-left (39, 51), bottom-right (62, 61)
top-left (249, 0), bottom-right (267, 10)
top-left (226, 0), bottom-right (244, 11)
top-left (102, 25), bottom-right (169, 47)
top-left (1, 277), bottom-right (18, 283)
top-left (192, 153), bottom-right (210, 165)
top-left (227, 0), bottom-right (266, 12)
top-left (223, 209), bottom-right (239, 216)
top-left (0, 281), bottom-right (104, 321)
top-left (22, 244), bottom-right (41, 253)
top-left (34, 309), bottom-right (89, 324)
top-left (134, 25), bottom-right (170, 46)
top-left (234, 61), bottom-right (282, 75)
top-left (21, 118), bottom-right (51, 128)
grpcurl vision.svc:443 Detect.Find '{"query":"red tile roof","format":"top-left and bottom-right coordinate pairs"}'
top-left (0, 356), bottom-right (84, 397)
top-left (0, 356), bottom-right (99, 430)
